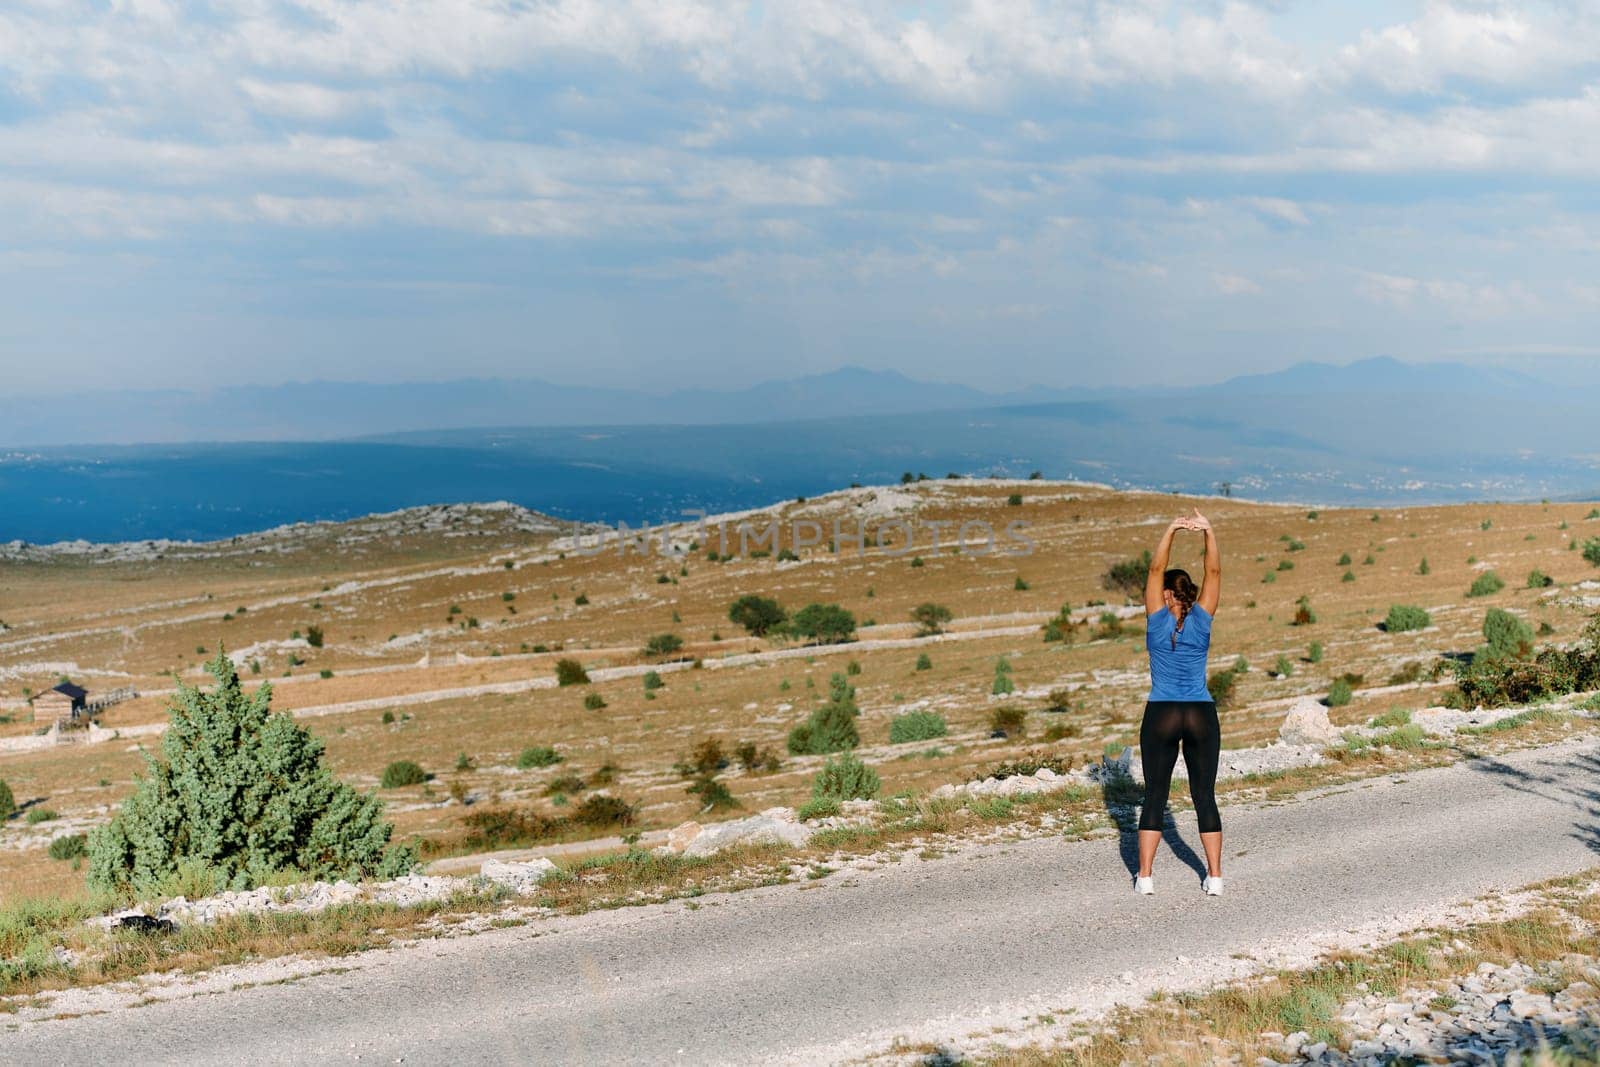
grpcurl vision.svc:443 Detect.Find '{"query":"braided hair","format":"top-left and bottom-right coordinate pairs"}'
top-left (1163, 568), bottom-right (1199, 648)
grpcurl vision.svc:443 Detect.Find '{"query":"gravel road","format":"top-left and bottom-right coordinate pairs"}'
top-left (5, 737), bottom-right (1597, 1065)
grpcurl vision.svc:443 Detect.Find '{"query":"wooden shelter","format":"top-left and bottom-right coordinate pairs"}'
top-left (33, 682), bottom-right (88, 727)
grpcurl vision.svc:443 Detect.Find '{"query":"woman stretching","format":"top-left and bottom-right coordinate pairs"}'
top-left (1135, 509), bottom-right (1224, 897)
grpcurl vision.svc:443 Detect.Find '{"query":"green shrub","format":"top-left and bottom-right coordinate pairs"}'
top-left (1262, 571), bottom-right (1277, 584)
top-left (989, 705), bottom-right (1026, 737)
top-left (643, 633), bottom-right (684, 657)
top-left (0, 780), bottom-right (15, 821)
top-left (1326, 677), bottom-right (1354, 707)
top-left (1208, 666), bottom-right (1241, 708)
top-left (88, 653), bottom-right (414, 892)
top-left (1308, 641), bottom-right (1324, 664)
top-left (574, 593), bottom-right (589, 605)
top-left (1383, 605), bottom-right (1431, 633)
top-left (1418, 557), bottom-right (1430, 575)
top-left (991, 657), bottom-right (1015, 695)
top-left (1102, 551), bottom-right (1152, 598)
top-left (786, 673), bottom-right (861, 755)
top-left (642, 670), bottom-right (664, 691)
top-left (517, 745), bottom-right (562, 769)
top-left (914, 653), bottom-right (932, 671)
top-left (583, 692), bottom-right (606, 711)
top-left (1527, 569), bottom-right (1553, 589)
top-left (555, 658), bottom-right (590, 686)
top-left (1007, 493), bottom-right (1023, 506)
top-left (1273, 654), bottom-right (1293, 678)
top-left (25, 808), bottom-right (56, 825)
top-left (1337, 552), bottom-right (1351, 566)
top-left (1014, 576), bottom-right (1029, 591)
top-left (787, 603), bottom-right (857, 644)
top-left (810, 752), bottom-right (881, 801)
top-left (1341, 571), bottom-right (1356, 583)
top-left (911, 602), bottom-right (953, 636)
top-left (48, 834), bottom-right (89, 862)
top-left (1277, 559), bottom-right (1294, 572)
top-left (305, 625), bottom-right (324, 648)
top-left (728, 594), bottom-right (786, 636)
top-left (1584, 539), bottom-right (1600, 566)
top-left (888, 710), bottom-right (948, 744)
top-left (1467, 571), bottom-right (1505, 598)
top-left (1481, 608), bottom-right (1535, 663)
top-left (380, 760), bottom-right (428, 788)
top-left (685, 774), bottom-right (739, 812)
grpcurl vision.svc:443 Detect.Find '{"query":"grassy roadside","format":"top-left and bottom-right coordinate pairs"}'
top-left (982, 870), bottom-right (1600, 1067)
top-left (0, 709), bottom-right (1593, 1007)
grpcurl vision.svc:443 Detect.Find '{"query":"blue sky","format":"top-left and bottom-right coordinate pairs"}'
top-left (4, 0), bottom-right (1600, 393)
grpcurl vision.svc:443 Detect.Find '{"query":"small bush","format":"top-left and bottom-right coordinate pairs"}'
top-left (1467, 571), bottom-right (1505, 598)
top-left (1583, 539), bottom-right (1600, 566)
top-left (1014, 576), bottom-right (1029, 591)
top-left (1043, 722), bottom-right (1080, 742)
top-left (381, 711), bottom-right (395, 725)
top-left (643, 633), bottom-right (684, 657)
top-left (810, 752), bottom-right (881, 801)
top-left (555, 658), bottom-right (590, 686)
top-left (1273, 654), bottom-right (1293, 678)
top-left (1527, 569), bottom-right (1553, 589)
top-left (1292, 595), bottom-right (1316, 626)
top-left (583, 692), bottom-right (606, 711)
top-left (787, 674), bottom-right (862, 755)
top-left (915, 653), bottom-right (932, 671)
top-left (1383, 605), bottom-right (1431, 633)
top-left (1325, 678), bottom-right (1354, 707)
top-left (1007, 493), bottom-right (1023, 506)
top-left (685, 774), bottom-right (739, 812)
top-left (517, 746), bottom-right (563, 769)
top-left (989, 706), bottom-right (1026, 737)
top-left (1262, 571), bottom-right (1277, 584)
top-left (889, 710), bottom-right (948, 744)
top-left (1481, 608), bottom-right (1535, 663)
top-left (305, 625), bottom-right (324, 648)
top-left (25, 808), bottom-right (57, 824)
top-left (574, 593), bottom-right (590, 605)
top-left (1208, 667), bottom-right (1241, 708)
top-left (991, 658), bottom-right (1015, 695)
top-left (1337, 552), bottom-right (1351, 566)
top-left (1102, 551), bottom-right (1152, 598)
top-left (1277, 559), bottom-right (1294, 572)
top-left (911, 602), bottom-right (953, 636)
top-left (48, 834), bottom-right (89, 861)
top-left (543, 773), bottom-right (586, 797)
top-left (1308, 641), bottom-right (1324, 664)
top-left (380, 761), bottom-right (428, 789)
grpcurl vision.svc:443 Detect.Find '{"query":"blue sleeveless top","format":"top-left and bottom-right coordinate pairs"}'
top-left (1146, 604), bottom-right (1213, 702)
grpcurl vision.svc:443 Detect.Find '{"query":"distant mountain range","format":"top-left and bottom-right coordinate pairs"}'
top-left (0, 357), bottom-right (1560, 447)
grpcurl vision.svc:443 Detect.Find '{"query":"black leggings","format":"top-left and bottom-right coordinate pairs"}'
top-left (1138, 700), bottom-right (1222, 834)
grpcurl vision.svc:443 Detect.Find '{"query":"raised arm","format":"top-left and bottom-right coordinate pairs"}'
top-left (1144, 517), bottom-right (1186, 615)
top-left (1193, 510), bottom-right (1221, 614)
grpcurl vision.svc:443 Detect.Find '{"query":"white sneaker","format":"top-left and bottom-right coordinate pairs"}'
top-left (1203, 876), bottom-right (1224, 896)
top-left (1134, 875), bottom-right (1154, 895)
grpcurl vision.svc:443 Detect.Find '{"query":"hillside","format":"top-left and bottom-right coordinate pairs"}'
top-left (3, 479), bottom-right (1598, 906)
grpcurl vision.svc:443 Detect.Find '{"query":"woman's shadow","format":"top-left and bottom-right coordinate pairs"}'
top-left (1097, 750), bottom-right (1208, 883)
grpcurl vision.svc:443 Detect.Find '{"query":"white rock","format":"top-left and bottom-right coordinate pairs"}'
top-left (680, 807), bottom-right (813, 857)
top-left (1279, 696), bottom-right (1343, 747)
top-left (480, 857), bottom-right (558, 889)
